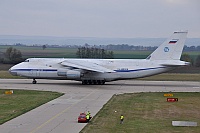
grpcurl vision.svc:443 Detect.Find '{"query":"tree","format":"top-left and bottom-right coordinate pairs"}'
top-left (42, 45), bottom-right (47, 50)
top-left (107, 51), bottom-right (114, 59)
top-left (76, 48), bottom-right (81, 58)
top-left (0, 58), bottom-right (4, 63)
top-left (180, 53), bottom-right (193, 66)
top-left (195, 55), bottom-right (200, 67)
top-left (101, 49), bottom-right (105, 58)
top-left (76, 47), bottom-right (114, 59)
top-left (86, 47), bottom-right (90, 58)
top-left (5, 47), bottom-right (22, 64)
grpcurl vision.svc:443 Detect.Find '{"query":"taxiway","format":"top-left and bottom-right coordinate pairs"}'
top-left (0, 79), bottom-right (199, 133)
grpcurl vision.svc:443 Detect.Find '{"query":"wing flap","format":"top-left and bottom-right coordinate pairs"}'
top-left (61, 60), bottom-right (114, 73)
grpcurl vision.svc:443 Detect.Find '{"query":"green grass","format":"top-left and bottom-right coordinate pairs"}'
top-left (139, 73), bottom-right (200, 81)
top-left (0, 71), bottom-right (23, 79)
top-left (0, 64), bottom-right (13, 70)
top-left (0, 89), bottom-right (64, 124)
top-left (183, 51), bottom-right (200, 59)
top-left (0, 45), bottom-right (77, 58)
top-left (113, 50), bottom-right (151, 59)
top-left (81, 92), bottom-right (200, 133)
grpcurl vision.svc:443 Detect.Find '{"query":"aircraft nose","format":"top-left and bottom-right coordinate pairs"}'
top-left (9, 67), bottom-right (18, 76)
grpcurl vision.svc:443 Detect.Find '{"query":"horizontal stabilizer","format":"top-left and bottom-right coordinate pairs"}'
top-left (161, 60), bottom-right (190, 66)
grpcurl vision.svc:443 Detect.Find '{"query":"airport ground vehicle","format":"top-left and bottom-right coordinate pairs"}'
top-left (78, 113), bottom-right (87, 123)
top-left (78, 113), bottom-right (92, 123)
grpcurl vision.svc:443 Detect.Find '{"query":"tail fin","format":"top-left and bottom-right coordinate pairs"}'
top-left (147, 31), bottom-right (188, 60)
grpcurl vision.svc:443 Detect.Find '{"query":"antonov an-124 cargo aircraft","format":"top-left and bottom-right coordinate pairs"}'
top-left (9, 31), bottom-right (189, 85)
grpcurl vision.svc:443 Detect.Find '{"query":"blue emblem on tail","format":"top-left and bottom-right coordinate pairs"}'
top-left (164, 47), bottom-right (169, 52)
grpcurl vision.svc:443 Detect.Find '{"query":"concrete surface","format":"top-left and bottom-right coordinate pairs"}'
top-left (0, 79), bottom-right (199, 133)
top-left (172, 121), bottom-right (198, 127)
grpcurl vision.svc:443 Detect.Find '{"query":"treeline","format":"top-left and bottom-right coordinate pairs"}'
top-left (12, 43), bottom-right (200, 51)
top-left (183, 45), bottom-right (200, 51)
top-left (0, 47), bottom-right (115, 64)
top-left (0, 47), bottom-right (23, 64)
top-left (181, 53), bottom-right (200, 67)
top-left (96, 44), bottom-right (200, 51)
top-left (106, 44), bottom-right (157, 51)
top-left (76, 47), bottom-right (114, 59)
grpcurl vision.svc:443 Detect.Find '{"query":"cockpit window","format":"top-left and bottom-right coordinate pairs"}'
top-left (24, 59), bottom-right (29, 62)
top-left (146, 55), bottom-right (151, 60)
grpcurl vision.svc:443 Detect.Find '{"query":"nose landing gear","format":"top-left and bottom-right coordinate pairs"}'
top-left (32, 79), bottom-right (37, 84)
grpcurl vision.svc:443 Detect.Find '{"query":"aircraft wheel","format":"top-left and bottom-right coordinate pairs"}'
top-left (93, 80), bottom-right (97, 85)
top-left (88, 80), bottom-right (92, 85)
top-left (32, 79), bottom-right (37, 84)
top-left (82, 81), bottom-right (85, 85)
top-left (82, 80), bottom-right (85, 85)
top-left (86, 80), bottom-right (89, 85)
top-left (97, 80), bottom-right (101, 85)
top-left (91, 80), bottom-right (96, 85)
top-left (101, 80), bottom-right (105, 85)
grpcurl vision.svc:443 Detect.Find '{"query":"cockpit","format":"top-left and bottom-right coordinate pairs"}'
top-left (24, 59), bottom-right (29, 62)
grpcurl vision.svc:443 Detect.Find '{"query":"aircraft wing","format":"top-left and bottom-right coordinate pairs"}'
top-left (61, 60), bottom-right (115, 73)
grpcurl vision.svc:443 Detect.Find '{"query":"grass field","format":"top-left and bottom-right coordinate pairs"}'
top-left (0, 45), bottom-right (151, 59)
top-left (0, 71), bottom-right (23, 79)
top-left (0, 45), bottom-right (77, 58)
top-left (81, 92), bottom-right (200, 133)
top-left (0, 89), bottom-right (63, 124)
top-left (139, 73), bottom-right (200, 81)
top-left (0, 64), bottom-right (13, 70)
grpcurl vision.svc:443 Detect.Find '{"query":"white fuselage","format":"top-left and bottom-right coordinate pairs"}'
top-left (9, 58), bottom-right (176, 82)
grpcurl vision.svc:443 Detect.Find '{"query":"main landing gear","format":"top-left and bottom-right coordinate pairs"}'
top-left (32, 79), bottom-right (37, 84)
top-left (82, 80), bottom-right (105, 85)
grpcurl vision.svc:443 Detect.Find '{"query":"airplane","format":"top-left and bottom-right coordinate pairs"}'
top-left (9, 31), bottom-right (190, 85)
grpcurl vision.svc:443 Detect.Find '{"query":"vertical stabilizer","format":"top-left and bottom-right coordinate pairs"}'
top-left (147, 31), bottom-right (188, 60)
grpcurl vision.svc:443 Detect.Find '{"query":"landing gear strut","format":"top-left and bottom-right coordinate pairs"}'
top-left (32, 79), bottom-right (37, 84)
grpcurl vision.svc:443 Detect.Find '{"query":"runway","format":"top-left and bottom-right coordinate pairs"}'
top-left (0, 79), bottom-right (199, 133)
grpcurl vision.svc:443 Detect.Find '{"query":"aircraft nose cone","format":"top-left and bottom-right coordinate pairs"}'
top-left (9, 68), bottom-right (18, 76)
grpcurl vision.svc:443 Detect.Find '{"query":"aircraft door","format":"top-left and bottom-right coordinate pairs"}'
top-left (31, 69), bottom-right (40, 77)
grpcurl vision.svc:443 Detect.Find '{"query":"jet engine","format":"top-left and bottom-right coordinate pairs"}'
top-left (57, 69), bottom-right (81, 79)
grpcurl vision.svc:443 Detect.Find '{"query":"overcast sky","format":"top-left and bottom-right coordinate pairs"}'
top-left (0, 0), bottom-right (199, 38)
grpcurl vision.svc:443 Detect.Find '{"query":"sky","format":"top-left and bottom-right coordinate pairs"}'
top-left (0, 0), bottom-right (199, 38)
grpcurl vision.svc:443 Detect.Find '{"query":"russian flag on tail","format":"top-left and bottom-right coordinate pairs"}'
top-left (169, 39), bottom-right (179, 44)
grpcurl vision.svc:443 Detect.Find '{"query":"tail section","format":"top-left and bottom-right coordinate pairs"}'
top-left (147, 31), bottom-right (188, 60)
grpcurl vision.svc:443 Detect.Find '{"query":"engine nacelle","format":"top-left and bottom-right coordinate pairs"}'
top-left (57, 70), bottom-right (81, 79)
